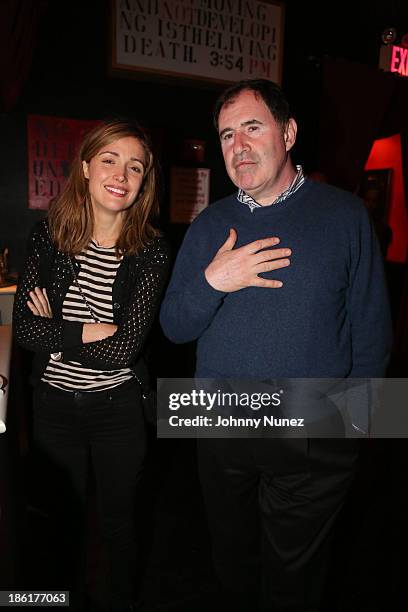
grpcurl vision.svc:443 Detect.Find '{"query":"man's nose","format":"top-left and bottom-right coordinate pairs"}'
top-left (232, 131), bottom-right (249, 155)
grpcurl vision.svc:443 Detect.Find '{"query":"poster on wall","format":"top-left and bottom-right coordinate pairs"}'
top-left (111, 0), bottom-right (284, 84)
top-left (27, 115), bottom-right (100, 210)
top-left (170, 167), bottom-right (210, 223)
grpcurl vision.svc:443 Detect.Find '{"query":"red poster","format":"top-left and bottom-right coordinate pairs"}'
top-left (27, 115), bottom-right (101, 210)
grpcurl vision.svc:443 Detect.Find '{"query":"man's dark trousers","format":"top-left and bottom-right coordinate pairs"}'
top-left (197, 437), bottom-right (358, 612)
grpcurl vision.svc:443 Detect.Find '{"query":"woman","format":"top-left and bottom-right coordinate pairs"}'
top-left (13, 120), bottom-right (169, 611)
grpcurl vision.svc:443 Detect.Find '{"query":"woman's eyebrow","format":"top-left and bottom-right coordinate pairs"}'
top-left (98, 150), bottom-right (145, 165)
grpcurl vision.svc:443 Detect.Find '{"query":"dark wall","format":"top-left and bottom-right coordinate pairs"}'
top-left (0, 0), bottom-right (328, 274)
top-left (0, 1), bottom-right (235, 274)
top-left (2, 0), bottom-right (407, 274)
top-left (0, 114), bottom-right (45, 273)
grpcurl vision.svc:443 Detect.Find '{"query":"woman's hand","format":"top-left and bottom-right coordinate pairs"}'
top-left (27, 287), bottom-right (53, 318)
top-left (82, 323), bottom-right (118, 343)
top-left (26, 287), bottom-right (117, 343)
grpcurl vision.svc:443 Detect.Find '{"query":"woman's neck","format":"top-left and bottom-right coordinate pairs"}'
top-left (92, 210), bottom-right (124, 248)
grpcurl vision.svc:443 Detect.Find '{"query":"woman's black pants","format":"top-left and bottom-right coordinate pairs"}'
top-left (32, 379), bottom-right (146, 610)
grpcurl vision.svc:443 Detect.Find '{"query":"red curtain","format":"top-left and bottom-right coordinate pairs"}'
top-left (0, 0), bottom-right (48, 111)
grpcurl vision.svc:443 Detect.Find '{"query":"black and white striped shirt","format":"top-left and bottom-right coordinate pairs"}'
top-left (42, 240), bottom-right (133, 391)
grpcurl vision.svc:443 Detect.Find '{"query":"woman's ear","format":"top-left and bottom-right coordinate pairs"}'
top-left (82, 160), bottom-right (89, 179)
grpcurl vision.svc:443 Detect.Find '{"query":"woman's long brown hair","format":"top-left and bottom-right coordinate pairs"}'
top-left (48, 119), bottom-right (160, 256)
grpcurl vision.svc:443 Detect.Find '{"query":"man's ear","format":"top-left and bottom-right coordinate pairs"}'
top-left (284, 118), bottom-right (297, 152)
top-left (82, 160), bottom-right (89, 179)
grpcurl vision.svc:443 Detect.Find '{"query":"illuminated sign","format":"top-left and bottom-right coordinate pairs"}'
top-left (111, 0), bottom-right (285, 84)
top-left (390, 45), bottom-right (408, 76)
top-left (379, 44), bottom-right (408, 77)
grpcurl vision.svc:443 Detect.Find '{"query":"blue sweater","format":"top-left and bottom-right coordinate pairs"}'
top-left (160, 180), bottom-right (392, 378)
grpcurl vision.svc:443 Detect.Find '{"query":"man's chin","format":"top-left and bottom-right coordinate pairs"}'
top-left (237, 182), bottom-right (259, 197)
top-left (233, 176), bottom-right (255, 190)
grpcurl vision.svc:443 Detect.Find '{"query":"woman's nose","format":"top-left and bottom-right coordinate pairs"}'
top-left (113, 168), bottom-right (127, 181)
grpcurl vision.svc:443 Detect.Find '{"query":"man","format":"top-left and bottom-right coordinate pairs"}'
top-left (160, 80), bottom-right (392, 611)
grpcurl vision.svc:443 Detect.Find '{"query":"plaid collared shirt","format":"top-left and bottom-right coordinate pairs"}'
top-left (237, 165), bottom-right (305, 212)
